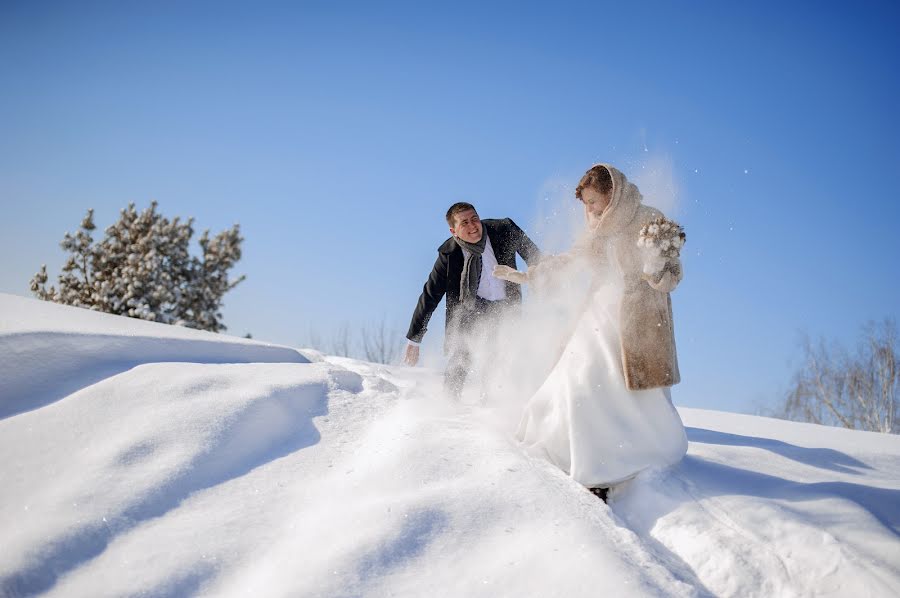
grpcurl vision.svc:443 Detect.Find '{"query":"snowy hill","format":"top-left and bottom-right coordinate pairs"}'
top-left (1, 293), bottom-right (898, 597)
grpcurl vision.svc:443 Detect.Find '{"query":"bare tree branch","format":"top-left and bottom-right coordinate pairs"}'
top-left (362, 319), bottom-right (400, 365)
top-left (781, 320), bottom-right (898, 434)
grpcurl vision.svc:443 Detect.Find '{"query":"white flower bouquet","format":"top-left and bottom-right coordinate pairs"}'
top-left (637, 216), bottom-right (686, 275)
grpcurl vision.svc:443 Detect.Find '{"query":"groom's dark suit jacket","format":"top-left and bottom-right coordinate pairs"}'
top-left (406, 218), bottom-right (540, 347)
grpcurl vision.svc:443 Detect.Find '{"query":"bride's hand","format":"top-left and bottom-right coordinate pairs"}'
top-left (641, 259), bottom-right (682, 292)
top-left (492, 265), bottom-right (529, 285)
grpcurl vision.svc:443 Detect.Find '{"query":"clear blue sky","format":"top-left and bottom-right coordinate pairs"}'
top-left (2, 0), bottom-right (898, 415)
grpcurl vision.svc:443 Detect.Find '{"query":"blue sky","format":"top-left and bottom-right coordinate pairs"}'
top-left (2, 0), bottom-right (898, 415)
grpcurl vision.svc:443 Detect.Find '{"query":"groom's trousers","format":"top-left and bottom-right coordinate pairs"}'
top-left (444, 296), bottom-right (517, 400)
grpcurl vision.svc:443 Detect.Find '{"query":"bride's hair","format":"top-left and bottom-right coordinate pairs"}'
top-left (575, 165), bottom-right (613, 200)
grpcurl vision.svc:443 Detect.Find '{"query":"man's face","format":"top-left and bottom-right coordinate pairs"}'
top-left (580, 188), bottom-right (611, 229)
top-left (450, 209), bottom-right (483, 243)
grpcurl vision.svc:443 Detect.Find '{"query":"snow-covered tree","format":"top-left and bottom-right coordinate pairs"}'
top-left (31, 202), bottom-right (245, 332)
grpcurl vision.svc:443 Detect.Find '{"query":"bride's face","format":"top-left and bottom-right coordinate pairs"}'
top-left (580, 188), bottom-right (611, 229)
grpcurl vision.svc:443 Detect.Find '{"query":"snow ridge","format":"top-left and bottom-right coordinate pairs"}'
top-left (2, 295), bottom-right (900, 597)
top-left (0, 293), bottom-right (307, 418)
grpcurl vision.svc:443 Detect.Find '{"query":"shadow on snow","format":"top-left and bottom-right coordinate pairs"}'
top-left (0, 384), bottom-right (330, 597)
top-left (686, 427), bottom-right (874, 475)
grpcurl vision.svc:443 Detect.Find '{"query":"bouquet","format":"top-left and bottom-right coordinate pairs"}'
top-left (637, 216), bottom-right (686, 275)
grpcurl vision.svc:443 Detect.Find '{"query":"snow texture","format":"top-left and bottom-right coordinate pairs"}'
top-left (1, 294), bottom-right (899, 597)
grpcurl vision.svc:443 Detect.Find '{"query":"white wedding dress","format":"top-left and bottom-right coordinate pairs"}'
top-left (516, 276), bottom-right (687, 487)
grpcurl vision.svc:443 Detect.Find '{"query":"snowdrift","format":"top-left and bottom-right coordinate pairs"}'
top-left (0, 293), bottom-right (308, 418)
top-left (1, 294), bottom-right (899, 597)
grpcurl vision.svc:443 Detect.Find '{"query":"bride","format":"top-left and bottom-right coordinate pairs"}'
top-left (494, 164), bottom-right (687, 500)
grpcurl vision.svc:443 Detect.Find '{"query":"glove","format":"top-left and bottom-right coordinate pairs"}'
top-left (492, 265), bottom-right (529, 284)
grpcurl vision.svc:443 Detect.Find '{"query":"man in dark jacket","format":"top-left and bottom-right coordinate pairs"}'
top-left (404, 202), bottom-right (540, 398)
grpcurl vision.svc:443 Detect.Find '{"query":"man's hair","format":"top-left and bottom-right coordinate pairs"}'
top-left (575, 165), bottom-right (613, 200)
top-left (446, 202), bottom-right (477, 226)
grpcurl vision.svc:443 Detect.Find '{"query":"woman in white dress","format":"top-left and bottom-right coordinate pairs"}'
top-left (495, 164), bottom-right (687, 499)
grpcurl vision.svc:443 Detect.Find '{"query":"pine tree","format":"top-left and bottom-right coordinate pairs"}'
top-left (31, 202), bottom-right (245, 332)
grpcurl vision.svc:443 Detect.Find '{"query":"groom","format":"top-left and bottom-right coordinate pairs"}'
top-left (404, 202), bottom-right (540, 398)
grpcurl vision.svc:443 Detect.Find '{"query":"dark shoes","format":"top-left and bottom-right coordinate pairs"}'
top-left (589, 487), bottom-right (609, 503)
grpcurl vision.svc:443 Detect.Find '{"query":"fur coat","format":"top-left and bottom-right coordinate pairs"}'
top-left (585, 164), bottom-right (683, 391)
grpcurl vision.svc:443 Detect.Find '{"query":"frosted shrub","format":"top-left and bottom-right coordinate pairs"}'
top-left (31, 202), bottom-right (245, 332)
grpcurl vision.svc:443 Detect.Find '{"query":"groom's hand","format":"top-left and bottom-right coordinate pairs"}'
top-left (404, 343), bottom-right (420, 366)
top-left (492, 265), bottom-right (528, 284)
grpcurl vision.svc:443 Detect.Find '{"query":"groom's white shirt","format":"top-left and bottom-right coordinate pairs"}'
top-left (406, 233), bottom-right (507, 347)
top-left (472, 233), bottom-right (507, 301)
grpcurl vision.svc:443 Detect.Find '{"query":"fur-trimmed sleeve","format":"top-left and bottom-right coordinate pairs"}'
top-left (645, 258), bottom-right (683, 293)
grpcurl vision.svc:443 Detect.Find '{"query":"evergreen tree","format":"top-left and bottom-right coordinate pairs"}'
top-left (31, 202), bottom-right (245, 332)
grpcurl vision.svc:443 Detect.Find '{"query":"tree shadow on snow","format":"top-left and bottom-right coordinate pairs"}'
top-left (355, 509), bottom-right (449, 580)
top-left (147, 563), bottom-right (217, 598)
top-left (676, 456), bottom-right (900, 537)
top-left (0, 383), bottom-right (333, 598)
top-left (685, 427), bottom-right (873, 475)
top-left (613, 453), bottom-right (900, 595)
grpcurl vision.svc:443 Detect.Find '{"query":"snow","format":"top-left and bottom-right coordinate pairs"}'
top-left (2, 293), bottom-right (899, 597)
top-left (0, 293), bottom-right (307, 419)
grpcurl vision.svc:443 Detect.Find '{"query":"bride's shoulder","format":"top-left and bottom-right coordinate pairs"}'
top-left (638, 205), bottom-right (665, 220)
top-left (629, 205), bottom-right (666, 230)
